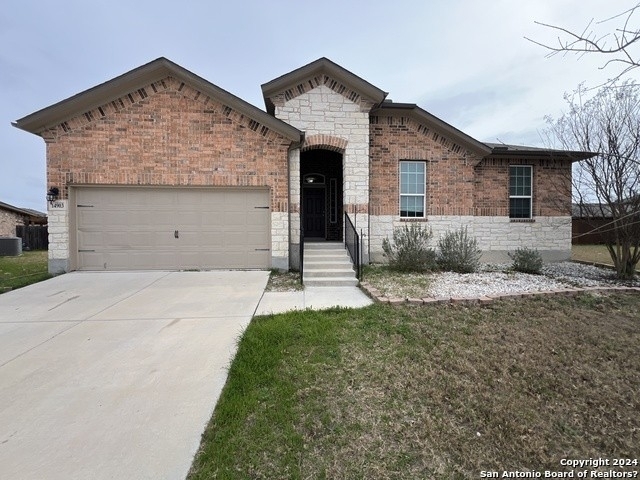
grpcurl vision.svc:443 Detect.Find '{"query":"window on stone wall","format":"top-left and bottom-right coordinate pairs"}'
top-left (509, 165), bottom-right (533, 218)
top-left (400, 161), bottom-right (426, 218)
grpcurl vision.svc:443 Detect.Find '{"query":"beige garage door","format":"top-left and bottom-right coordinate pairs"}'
top-left (74, 187), bottom-right (271, 271)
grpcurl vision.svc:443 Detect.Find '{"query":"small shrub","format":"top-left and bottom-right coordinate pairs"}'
top-left (437, 227), bottom-right (482, 273)
top-left (509, 247), bottom-right (544, 274)
top-left (382, 224), bottom-right (437, 272)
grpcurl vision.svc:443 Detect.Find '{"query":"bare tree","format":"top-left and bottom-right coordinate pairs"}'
top-left (546, 81), bottom-right (640, 279)
top-left (527, 3), bottom-right (640, 81)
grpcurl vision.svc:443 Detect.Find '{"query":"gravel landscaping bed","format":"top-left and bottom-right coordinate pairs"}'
top-left (364, 262), bottom-right (639, 300)
top-left (542, 261), bottom-right (640, 287)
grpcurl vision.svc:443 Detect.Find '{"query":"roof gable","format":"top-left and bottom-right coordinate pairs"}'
top-left (0, 201), bottom-right (46, 219)
top-left (13, 58), bottom-right (302, 142)
top-left (261, 57), bottom-right (387, 114)
top-left (371, 102), bottom-right (492, 157)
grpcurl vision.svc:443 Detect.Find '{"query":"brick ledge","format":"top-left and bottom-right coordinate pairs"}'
top-left (359, 282), bottom-right (640, 306)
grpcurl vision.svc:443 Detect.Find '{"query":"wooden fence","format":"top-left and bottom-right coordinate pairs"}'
top-left (16, 225), bottom-right (48, 250)
top-left (572, 218), bottom-right (615, 245)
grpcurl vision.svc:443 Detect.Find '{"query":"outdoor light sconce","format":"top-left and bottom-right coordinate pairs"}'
top-left (46, 187), bottom-right (60, 204)
top-left (304, 173), bottom-right (325, 184)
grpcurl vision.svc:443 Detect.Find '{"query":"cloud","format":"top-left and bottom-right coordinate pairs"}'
top-left (1, 0), bottom-right (636, 210)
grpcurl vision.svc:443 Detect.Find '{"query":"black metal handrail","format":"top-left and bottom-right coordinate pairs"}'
top-left (344, 212), bottom-right (361, 280)
top-left (299, 220), bottom-right (304, 284)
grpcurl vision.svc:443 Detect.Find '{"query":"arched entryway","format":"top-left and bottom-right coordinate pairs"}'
top-left (300, 149), bottom-right (343, 240)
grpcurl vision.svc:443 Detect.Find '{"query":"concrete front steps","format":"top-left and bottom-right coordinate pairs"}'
top-left (303, 242), bottom-right (358, 287)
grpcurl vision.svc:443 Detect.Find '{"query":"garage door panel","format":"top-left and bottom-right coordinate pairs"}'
top-left (112, 251), bottom-right (178, 270)
top-left (208, 252), bottom-right (246, 269)
top-left (175, 211), bottom-right (201, 227)
top-left (75, 187), bottom-right (270, 271)
top-left (128, 231), bottom-right (175, 249)
top-left (246, 251), bottom-right (271, 268)
top-left (245, 231), bottom-right (270, 245)
top-left (222, 231), bottom-right (250, 246)
top-left (77, 231), bottom-right (104, 250)
top-left (77, 252), bottom-right (104, 270)
top-left (189, 231), bottom-right (225, 245)
top-left (134, 190), bottom-right (174, 206)
top-left (100, 231), bottom-right (136, 249)
top-left (152, 209), bottom-right (178, 226)
top-left (175, 232), bottom-right (204, 246)
top-left (201, 214), bottom-right (227, 226)
top-left (127, 210), bottom-right (158, 226)
top-left (219, 212), bottom-right (240, 225)
top-left (246, 210), bottom-right (269, 224)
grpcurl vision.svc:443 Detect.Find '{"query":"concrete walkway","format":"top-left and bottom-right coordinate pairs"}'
top-left (255, 286), bottom-right (373, 315)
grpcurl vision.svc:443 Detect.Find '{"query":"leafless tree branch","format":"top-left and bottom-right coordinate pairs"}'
top-left (525, 3), bottom-right (640, 82)
top-left (544, 81), bottom-right (640, 279)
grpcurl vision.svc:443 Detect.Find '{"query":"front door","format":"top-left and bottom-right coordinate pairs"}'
top-left (303, 188), bottom-right (325, 238)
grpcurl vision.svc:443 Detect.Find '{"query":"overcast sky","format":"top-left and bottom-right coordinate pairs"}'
top-left (2, 0), bottom-right (638, 212)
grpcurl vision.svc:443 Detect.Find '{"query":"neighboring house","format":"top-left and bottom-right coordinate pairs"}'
top-left (0, 201), bottom-right (46, 237)
top-left (13, 57), bottom-right (594, 274)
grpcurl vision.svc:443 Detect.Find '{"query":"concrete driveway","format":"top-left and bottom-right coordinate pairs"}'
top-left (0, 270), bottom-right (269, 480)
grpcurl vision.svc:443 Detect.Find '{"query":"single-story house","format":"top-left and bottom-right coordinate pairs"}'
top-left (0, 201), bottom-right (46, 237)
top-left (13, 57), bottom-right (594, 275)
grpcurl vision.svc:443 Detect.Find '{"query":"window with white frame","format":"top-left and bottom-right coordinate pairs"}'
top-left (509, 165), bottom-right (532, 218)
top-left (400, 161), bottom-right (426, 218)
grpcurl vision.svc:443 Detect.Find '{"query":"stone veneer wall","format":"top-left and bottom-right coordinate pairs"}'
top-left (47, 202), bottom-right (69, 274)
top-left (369, 216), bottom-right (572, 264)
top-left (271, 84), bottom-right (376, 268)
top-left (40, 76), bottom-right (294, 273)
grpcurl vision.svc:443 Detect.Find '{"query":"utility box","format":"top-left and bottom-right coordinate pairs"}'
top-left (0, 237), bottom-right (22, 256)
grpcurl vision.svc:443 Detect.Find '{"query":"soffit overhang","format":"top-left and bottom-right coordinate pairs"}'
top-left (484, 142), bottom-right (596, 161)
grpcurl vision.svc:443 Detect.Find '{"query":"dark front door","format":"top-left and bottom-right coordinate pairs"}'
top-left (303, 188), bottom-right (325, 238)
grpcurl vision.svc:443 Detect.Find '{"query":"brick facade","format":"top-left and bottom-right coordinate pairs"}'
top-left (369, 116), bottom-right (572, 218)
top-left (370, 114), bottom-right (480, 217)
top-left (42, 76), bottom-right (295, 272)
top-left (43, 77), bottom-right (292, 209)
top-left (368, 112), bottom-right (574, 262)
top-left (0, 208), bottom-right (26, 237)
top-left (475, 157), bottom-right (572, 217)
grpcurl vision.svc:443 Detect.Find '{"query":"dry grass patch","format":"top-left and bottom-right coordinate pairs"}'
top-left (572, 244), bottom-right (640, 271)
top-left (265, 269), bottom-right (303, 292)
top-left (189, 293), bottom-right (640, 479)
top-left (363, 264), bottom-right (432, 298)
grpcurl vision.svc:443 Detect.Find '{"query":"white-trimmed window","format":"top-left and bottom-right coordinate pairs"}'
top-left (400, 161), bottom-right (426, 218)
top-left (509, 165), bottom-right (533, 218)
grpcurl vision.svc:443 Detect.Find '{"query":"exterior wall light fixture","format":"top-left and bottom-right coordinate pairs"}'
top-left (46, 187), bottom-right (60, 204)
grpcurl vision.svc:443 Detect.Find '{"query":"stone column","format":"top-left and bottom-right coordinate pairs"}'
top-left (47, 200), bottom-right (69, 274)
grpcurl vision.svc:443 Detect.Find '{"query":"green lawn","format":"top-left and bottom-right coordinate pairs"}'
top-left (188, 293), bottom-right (640, 479)
top-left (0, 250), bottom-right (50, 292)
